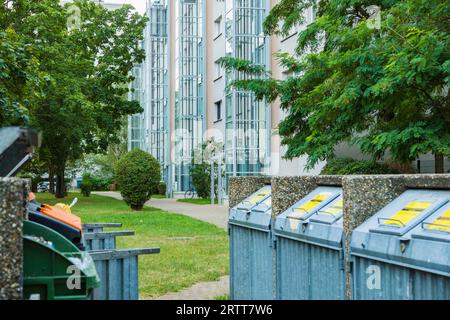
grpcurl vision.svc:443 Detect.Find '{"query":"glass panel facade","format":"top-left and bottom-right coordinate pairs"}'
top-left (174, 0), bottom-right (205, 191)
top-left (224, 0), bottom-right (270, 190)
top-left (128, 65), bottom-right (144, 150)
top-left (147, 1), bottom-right (169, 181)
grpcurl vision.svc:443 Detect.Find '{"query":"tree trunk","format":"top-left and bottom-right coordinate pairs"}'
top-left (49, 168), bottom-right (55, 194)
top-left (55, 166), bottom-right (66, 198)
top-left (31, 180), bottom-right (38, 193)
top-left (435, 154), bottom-right (444, 174)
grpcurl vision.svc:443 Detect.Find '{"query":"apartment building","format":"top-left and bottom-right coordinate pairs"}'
top-left (128, 0), bottom-right (323, 196)
top-left (129, 0), bottom-right (448, 195)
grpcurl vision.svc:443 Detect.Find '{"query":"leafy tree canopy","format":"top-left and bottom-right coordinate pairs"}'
top-left (0, 0), bottom-right (147, 196)
top-left (220, 0), bottom-right (450, 169)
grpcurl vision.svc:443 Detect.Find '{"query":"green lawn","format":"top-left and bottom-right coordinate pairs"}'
top-left (36, 193), bottom-right (229, 299)
top-left (177, 198), bottom-right (218, 205)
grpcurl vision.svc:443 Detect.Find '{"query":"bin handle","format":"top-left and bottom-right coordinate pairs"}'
top-left (421, 222), bottom-right (450, 233)
top-left (315, 210), bottom-right (342, 224)
top-left (287, 207), bottom-right (308, 220)
top-left (255, 202), bottom-right (270, 212)
top-left (291, 207), bottom-right (308, 213)
top-left (377, 217), bottom-right (405, 228)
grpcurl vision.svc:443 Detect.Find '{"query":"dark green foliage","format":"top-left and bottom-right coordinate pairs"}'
top-left (321, 158), bottom-right (400, 175)
top-left (191, 164), bottom-right (211, 199)
top-left (150, 181), bottom-right (166, 196)
top-left (80, 173), bottom-right (93, 197)
top-left (0, 28), bottom-right (43, 125)
top-left (17, 154), bottom-right (47, 192)
top-left (115, 149), bottom-right (160, 210)
top-left (157, 182), bottom-right (166, 196)
top-left (190, 138), bottom-right (223, 199)
top-left (89, 175), bottom-right (113, 191)
top-left (220, 0), bottom-right (450, 169)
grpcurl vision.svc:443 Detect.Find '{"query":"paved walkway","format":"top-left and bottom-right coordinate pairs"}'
top-left (94, 191), bottom-right (228, 230)
top-left (93, 191), bottom-right (230, 300)
top-left (154, 276), bottom-right (229, 300)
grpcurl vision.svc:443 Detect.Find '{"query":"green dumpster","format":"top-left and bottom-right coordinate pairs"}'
top-left (23, 221), bottom-right (100, 300)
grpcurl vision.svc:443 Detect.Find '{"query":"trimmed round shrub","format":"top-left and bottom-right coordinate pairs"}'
top-left (80, 173), bottom-right (93, 197)
top-left (115, 149), bottom-right (161, 210)
top-left (321, 158), bottom-right (400, 175)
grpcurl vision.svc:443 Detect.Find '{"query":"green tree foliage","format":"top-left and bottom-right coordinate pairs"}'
top-left (17, 153), bottom-right (47, 192)
top-left (320, 158), bottom-right (400, 175)
top-left (0, 0), bottom-right (147, 197)
top-left (115, 149), bottom-right (161, 211)
top-left (191, 164), bottom-right (211, 199)
top-left (190, 138), bottom-right (224, 199)
top-left (80, 172), bottom-right (93, 197)
top-left (76, 119), bottom-right (128, 190)
top-left (0, 27), bottom-right (43, 125)
top-left (220, 0), bottom-right (450, 171)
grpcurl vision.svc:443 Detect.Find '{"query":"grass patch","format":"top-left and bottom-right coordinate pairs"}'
top-left (214, 294), bottom-right (229, 300)
top-left (36, 192), bottom-right (229, 299)
top-left (177, 198), bottom-right (218, 205)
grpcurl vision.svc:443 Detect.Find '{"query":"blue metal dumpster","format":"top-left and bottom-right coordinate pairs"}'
top-left (350, 189), bottom-right (450, 300)
top-left (82, 223), bottom-right (123, 233)
top-left (84, 230), bottom-right (135, 251)
top-left (229, 185), bottom-right (273, 300)
top-left (274, 186), bottom-right (344, 299)
top-left (89, 248), bottom-right (160, 300)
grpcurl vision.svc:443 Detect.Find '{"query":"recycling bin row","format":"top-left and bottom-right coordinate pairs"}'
top-left (23, 217), bottom-right (160, 300)
top-left (0, 127), bottom-right (161, 300)
top-left (229, 183), bottom-right (450, 300)
top-left (24, 205), bottom-right (159, 300)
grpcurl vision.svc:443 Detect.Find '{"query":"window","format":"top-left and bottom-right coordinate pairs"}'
top-left (214, 59), bottom-right (223, 80)
top-left (214, 100), bottom-right (222, 122)
top-left (214, 15), bottom-right (222, 39)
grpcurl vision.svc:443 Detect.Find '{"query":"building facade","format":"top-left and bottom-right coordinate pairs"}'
top-left (129, 0), bottom-right (449, 196)
top-left (129, 0), bottom-right (330, 196)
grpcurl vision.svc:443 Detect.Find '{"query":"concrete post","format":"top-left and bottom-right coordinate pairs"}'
top-left (0, 178), bottom-right (29, 300)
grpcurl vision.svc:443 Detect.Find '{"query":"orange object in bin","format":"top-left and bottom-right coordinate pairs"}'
top-left (39, 204), bottom-right (82, 232)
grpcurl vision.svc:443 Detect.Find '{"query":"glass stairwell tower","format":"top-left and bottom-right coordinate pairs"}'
top-left (224, 0), bottom-right (271, 190)
top-left (174, 0), bottom-right (206, 191)
top-left (146, 0), bottom-right (170, 183)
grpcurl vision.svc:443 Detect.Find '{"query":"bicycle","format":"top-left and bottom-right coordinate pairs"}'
top-left (184, 186), bottom-right (196, 200)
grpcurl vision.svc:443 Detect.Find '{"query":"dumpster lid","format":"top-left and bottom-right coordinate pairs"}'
top-left (283, 186), bottom-right (341, 222)
top-left (251, 193), bottom-right (272, 213)
top-left (368, 189), bottom-right (449, 236)
top-left (229, 186), bottom-right (272, 230)
top-left (411, 202), bottom-right (450, 243)
top-left (235, 185), bottom-right (271, 211)
top-left (309, 196), bottom-right (344, 225)
top-left (0, 127), bottom-right (41, 177)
